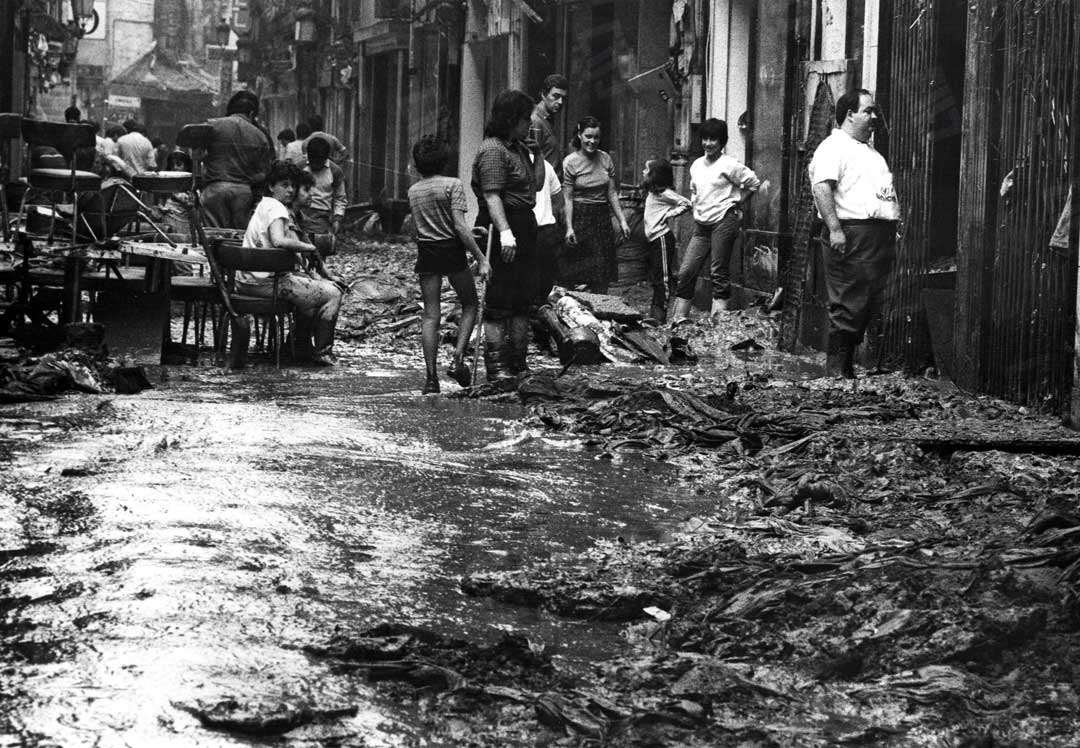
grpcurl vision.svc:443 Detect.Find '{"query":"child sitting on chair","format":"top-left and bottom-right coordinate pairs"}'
top-left (239, 160), bottom-right (343, 366)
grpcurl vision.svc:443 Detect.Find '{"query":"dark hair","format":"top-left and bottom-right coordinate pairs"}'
top-left (642, 158), bottom-right (675, 194)
top-left (412, 135), bottom-right (447, 177)
top-left (541, 73), bottom-right (568, 95)
top-left (266, 159), bottom-right (301, 190)
top-left (226, 91), bottom-right (259, 117)
top-left (277, 128), bottom-right (295, 143)
top-left (122, 119), bottom-right (139, 133)
top-left (84, 119), bottom-right (100, 135)
top-left (307, 114), bottom-right (324, 132)
top-left (306, 135), bottom-right (330, 161)
top-left (166, 150), bottom-right (193, 171)
top-left (295, 121), bottom-right (312, 140)
top-left (64, 106), bottom-right (81, 122)
top-left (483, 89), bottom-right (534, 140)
top-left (105, 125), bottom-right (125, 140)
top-left (699, 118), bottom-right (728, 147)
top-left (151, 137), bottom-right (164, 148)
top-left (835, 88), bottom-right (872, 126)
top-left (296, 170), bottom-right (316, 190)
top-left (571, 115), bottom-right (601, 149)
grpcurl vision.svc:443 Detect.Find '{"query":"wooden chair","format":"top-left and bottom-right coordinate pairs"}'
top-left (17, 118), bottom-right (103, 247)
top-left (206, 238), bottom-right (294, 369)
top-left (0, 113), bottom-right (21, 244)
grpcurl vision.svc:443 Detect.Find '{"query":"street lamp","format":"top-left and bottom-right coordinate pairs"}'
top-left (294, 6), bottom-right (316, 44)
top-left (207, 19), bottom-right (237, 113)
top-left (214, 18), bottom-right (231, 48)
top-left (71, 0), bottom-right (94, 19)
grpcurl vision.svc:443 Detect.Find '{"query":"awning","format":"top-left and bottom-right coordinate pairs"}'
top-left (109, 48), bottom-right (218, 102)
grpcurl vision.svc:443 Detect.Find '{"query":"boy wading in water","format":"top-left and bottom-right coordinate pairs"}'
top-left (407, 136), bottom-right (492, 394)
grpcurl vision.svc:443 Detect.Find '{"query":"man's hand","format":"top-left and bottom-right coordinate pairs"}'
top-left (565, 227), bottom-right (577, 247)
top-left (828, 227), bottom-right (847, 253)
top-left (618, 219), bottom-right (631, 241)
top-left (499, 229), bottom-right (517, 263)
top-left (331, 218), bottom-right (342, 235)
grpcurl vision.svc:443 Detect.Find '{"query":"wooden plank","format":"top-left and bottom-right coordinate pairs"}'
top-left (118, 242), bottom-right (209, 265)
top-left (954, 0), bottom-right (993, 388)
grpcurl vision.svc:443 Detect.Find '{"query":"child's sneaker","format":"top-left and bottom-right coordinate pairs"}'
top-left (447, 358), bottom-right (472, 387)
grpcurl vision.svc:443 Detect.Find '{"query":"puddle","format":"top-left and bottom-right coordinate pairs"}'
top-left (0, 351), bottom-right (722, 746)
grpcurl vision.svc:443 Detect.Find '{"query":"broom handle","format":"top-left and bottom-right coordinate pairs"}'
top-left (470, 225), bottom-right (494, 386)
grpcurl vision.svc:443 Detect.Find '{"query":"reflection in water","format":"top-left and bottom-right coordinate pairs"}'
top-left (0, 361), bottom-right (718, 746)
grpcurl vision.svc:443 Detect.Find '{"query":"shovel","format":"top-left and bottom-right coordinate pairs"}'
top-left (470, 226), bottom-right (493, 386)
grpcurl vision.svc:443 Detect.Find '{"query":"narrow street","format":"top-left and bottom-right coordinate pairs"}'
top-left (0, 350), bottom-right (720, 747)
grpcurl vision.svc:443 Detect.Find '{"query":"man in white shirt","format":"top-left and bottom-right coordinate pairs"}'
top-left (116, 120), bottom-right (156, 175)
top-left (532, 156), bottom-right (563, 307)
top-left (809, 88), bottom-right (901, 379)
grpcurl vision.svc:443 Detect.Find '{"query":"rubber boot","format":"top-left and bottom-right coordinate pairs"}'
top-left (826, 332), bottom-right (856, 379)
top-left (670, 297), bottom-right (693, 326)
top-left (710, 297), bottom-right (730, 319)
top-left (649, 302), bottom-right (667, 324)
top-left (483, 320), bottom-right (514, 382)
top-left (508, 315), bottom-right (531, 376)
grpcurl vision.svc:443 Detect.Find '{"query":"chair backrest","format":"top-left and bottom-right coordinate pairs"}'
top-left (212, 239), bottom-right (296, 274)
top-left (177, 123), bottom-right (213, 150)
top-left (20, 119), bottom-right (94, 159)
top-left (0, 113), bottom-right (20, 139)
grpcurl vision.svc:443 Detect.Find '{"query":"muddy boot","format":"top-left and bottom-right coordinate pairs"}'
top-left (826, 332), bottom-right (856, 379)
top-left (447, 355), bottom-right (471, 387)
top-left (710, 297), bottom-right (730, 319)
top-left (483, 320), bottom-right (514, 382)
top-left (508, 315), bottom-right (531, 377)
top-left (649, 302), bottom-right (667, 324)
top-left (670, 297), bottom-right (693, 326)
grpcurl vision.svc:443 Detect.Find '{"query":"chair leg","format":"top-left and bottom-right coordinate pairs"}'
top-left (182, 301), bottom-right (192, 344)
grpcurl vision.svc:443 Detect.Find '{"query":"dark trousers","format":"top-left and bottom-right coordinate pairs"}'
top-left (647, 232), bottom-right (677, 317)
top-left (201, 181), bottom-right (254, 230)
top-left (534, 222), bottom-right (561, 308)
top-left (476, 207), bottom-right (538, 320)
top-left (673, 210), bottom-right (741, 300)
top-left (826, 220), bottom-right (897, 345)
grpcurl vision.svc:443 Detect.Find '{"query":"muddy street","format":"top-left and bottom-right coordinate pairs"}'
top-left (0, 351), bottom-right (721, 747)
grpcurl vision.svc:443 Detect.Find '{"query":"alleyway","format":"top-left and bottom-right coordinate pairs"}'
top-left (0, 351), bottom-right (721, 747)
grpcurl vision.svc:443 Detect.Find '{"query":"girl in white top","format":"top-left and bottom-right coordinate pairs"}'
top-left (641, 158), bottom-right (691, 322)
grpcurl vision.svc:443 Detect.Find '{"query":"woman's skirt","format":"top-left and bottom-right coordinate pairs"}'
top-left (475, 206), bottom-right (538, 319)
top-left (558, 201), bottom-right (617, 289)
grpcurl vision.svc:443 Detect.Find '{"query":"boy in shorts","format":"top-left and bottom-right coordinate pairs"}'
top-left (407, 136), bottom-right (492, 393)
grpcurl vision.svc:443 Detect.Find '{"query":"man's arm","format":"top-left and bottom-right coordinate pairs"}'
top-left (331, 164), bottom-right (347, 233)
top-left (811, 180), bottom-right (846, 252)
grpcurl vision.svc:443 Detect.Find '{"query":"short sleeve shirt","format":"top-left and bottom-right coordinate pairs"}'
top-left (409, 175), bottom-right (468, 243)
top-left (240, 196), bottom-right (296, 282)
top-left (471, 137), bottom-right (536, 210)
top-left (562, 149), bottom-right (614, 205)
top-left (808, 129), bottom-right (901, 221)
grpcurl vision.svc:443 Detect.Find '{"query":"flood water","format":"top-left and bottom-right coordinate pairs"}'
top-left (0, 352), bottom-right (722, 747)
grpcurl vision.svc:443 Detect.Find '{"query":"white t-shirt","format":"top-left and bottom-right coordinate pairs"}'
top-left (240, 196), bottom-right (295, 282)
top-left (690, 153), bottom-right (761, 224)
top-left (808, 129), bottom-right (901, 221)
top-left (533, 160), bottom-right (561, 227)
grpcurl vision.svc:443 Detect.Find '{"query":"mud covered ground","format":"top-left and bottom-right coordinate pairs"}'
top-left (4, 233), bottom-right (1080, 746)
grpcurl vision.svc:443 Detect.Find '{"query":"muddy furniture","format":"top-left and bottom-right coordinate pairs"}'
top-left (87, 240), bottom-right (209, 364)
top-left (206, 239), bottom-right (296, 369)
top-left (0, 113), bottom-right (20, 245)
top-left (17, 119), bottom-right (103, 248)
